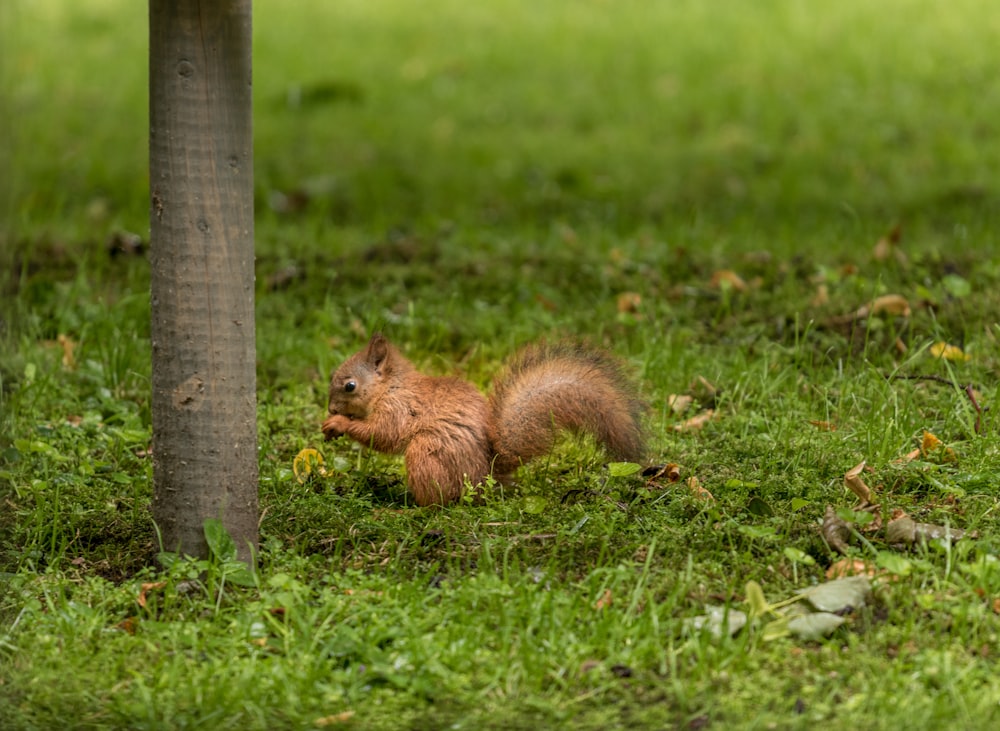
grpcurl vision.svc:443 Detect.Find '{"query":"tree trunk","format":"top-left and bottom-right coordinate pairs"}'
top-left (149, 0), bottom-right (258, 562)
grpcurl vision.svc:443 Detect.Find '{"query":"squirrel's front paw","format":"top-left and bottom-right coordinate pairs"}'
top-left (322, 414), bottom-right (351, 440)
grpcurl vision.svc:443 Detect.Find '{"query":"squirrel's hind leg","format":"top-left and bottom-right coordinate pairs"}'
top-left (404, 436), bottom-right (490, 507)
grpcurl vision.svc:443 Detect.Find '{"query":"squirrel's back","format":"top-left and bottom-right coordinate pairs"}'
top-left (488, 342), bottom-right (645, 476)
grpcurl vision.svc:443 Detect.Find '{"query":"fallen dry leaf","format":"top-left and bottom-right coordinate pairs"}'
top-left (673, 410), bottom-right (716, 432)
top-left (595, 589), bottom-right (614, 611)
top-left (810, 283), bottom-right (830, 307)
top-left (920, 430), bottom-right (957, 462)
top-left (872, 224), bottom-right (906, 264)
top-left (844, 461), bottom-right (873, 505)
top-left (115, 617), bottom-right (139, 635)
top-left (825, 293), bottom-right (911, 330)
top-left (137, 581), bottom-right (167, 609)
top-left (616, 291), bottom-right (642, 315)
top-left (293, 448), bottom-right (329, 483)
top-left (57, 334), bottom-right (77, 369)
top-left (710, 269), bottom-right (748, 292)
top-left (314, 711), bottom-right (356, 726)
top-left (809, 420), bottom-right (836, 431)
top-left (667, 394), bottom-right (694, 414)
top-left (886, 513), bottom-right (975, 545)
top-left (929, 342), bottom-right (971, 362)
top-left (643, 463), bottom-right (681, 484)
top-left (826, 559), bottom-right (877, 579)
top-left (687, 476), bottom-right (714, 501)
top-left (866, 294), bottom-right (911, 318)
top-left (821, 505), bottom-right (852, 554)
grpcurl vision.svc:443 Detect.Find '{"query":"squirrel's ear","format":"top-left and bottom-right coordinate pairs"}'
top-left (366, 333), bottom-right (389, 369)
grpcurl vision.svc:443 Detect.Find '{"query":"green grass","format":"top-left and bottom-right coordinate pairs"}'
top-left (4, 0), bottom-right (1000, 728)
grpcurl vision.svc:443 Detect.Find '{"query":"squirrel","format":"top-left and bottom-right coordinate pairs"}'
top-left (321, 333), bottom-right (646, 506)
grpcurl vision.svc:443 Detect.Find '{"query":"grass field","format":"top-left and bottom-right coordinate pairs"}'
top-left (3, 0), bottom-right (1000, 728)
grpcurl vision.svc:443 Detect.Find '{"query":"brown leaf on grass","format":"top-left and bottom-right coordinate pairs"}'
top-left (810, 283), bottom-right (829, 307)
top-left (673, 410), bottom-right (716, 432)
top-left (821, 505), bottom-right (852, 554)
top-left (844, 461), bottom-right (873, 505)
top-left (616, 291), bottom-right (642, 315)
top-left (115, 617), bottom-right (139, 635)
top-left (710, 269), bottom-right (748, 292)
top-left (865, 294), bottom-right (911, 318)
top-left (137, 581), bottom-right (167, 609)
top-left (687, 476), bottom-right (714, 502)
top-left (826, 559), bottom-right (877, 579)
top-left (872, 224), bottom-right (906, 264)
top-left (809, 420), bottom-right (836, 431)
top-left (57, 334), bottom-right (76, 369)
top-left (643, 463), bottom-right (681, 484)
top-left (667, 394), bottom-right (694, 414)
top-left (595, 589), bottom-right (614, 611)
top-left (825, 294), bottom-right (911, 332)
top-left (314, 711), bottom-right (356, 726)
top-left (886, 513), bottom-right (976, 545)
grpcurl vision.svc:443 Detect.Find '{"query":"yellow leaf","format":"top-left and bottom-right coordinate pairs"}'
top-left (293, 448), bottom-right (328, 483)
top-left (920, 431), bottom-right (957, 462)
top-left (929, 342), bottom-right (970, 362)
top-left (920, 431), bottom-right (941, 455)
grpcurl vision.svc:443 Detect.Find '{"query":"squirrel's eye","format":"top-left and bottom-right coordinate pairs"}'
top-left (344, 381), bottom-right (357, 393)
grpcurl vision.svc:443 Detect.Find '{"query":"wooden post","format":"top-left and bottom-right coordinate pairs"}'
top-left (148, 0), bottom-right (258, 561)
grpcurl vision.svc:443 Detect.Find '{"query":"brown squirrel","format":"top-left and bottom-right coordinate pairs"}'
top-left (321, 333), bottom-right (645, 506)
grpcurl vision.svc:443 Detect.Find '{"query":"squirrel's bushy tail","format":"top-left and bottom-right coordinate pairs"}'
top-left (488, 342), bottom-right (645, 476)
